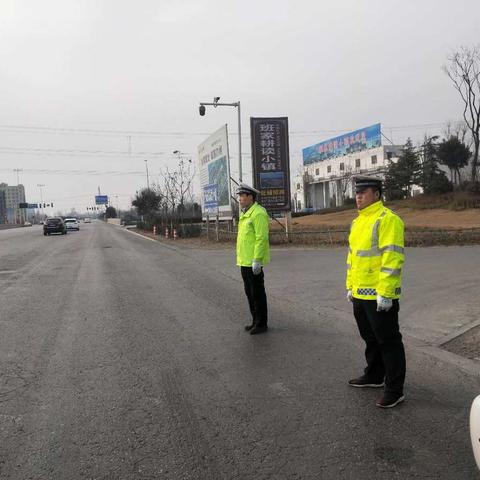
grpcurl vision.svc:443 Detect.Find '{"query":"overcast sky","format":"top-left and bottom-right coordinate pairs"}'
top-left (1, 0), bottom-right (479, 213)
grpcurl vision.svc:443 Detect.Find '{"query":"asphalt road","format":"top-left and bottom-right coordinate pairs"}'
top-left (1, 223), bottom-right (479, 479)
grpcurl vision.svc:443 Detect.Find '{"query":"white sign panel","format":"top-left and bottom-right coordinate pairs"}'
top-left (197, 124), bottom-right (232, 219)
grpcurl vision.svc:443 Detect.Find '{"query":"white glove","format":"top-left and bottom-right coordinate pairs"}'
top-left (377, 295), bottom-right (393, 312)
top-left (252, 260), bottom-right (262, 275)
top-left (347, 290), bottom-right (353, 302)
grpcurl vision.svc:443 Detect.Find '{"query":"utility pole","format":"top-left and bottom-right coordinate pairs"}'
top-left (145, 159), bottom-right (150, 190)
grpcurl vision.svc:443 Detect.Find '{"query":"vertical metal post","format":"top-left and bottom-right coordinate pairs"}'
top-left (285, 211), bottom-right (292, 243)
top-left (215, 214), bottom-right (219, 242)
top-left (237, 101), bottom-right (242, 183)
top-left (206, 215), bottom-right (210, 240)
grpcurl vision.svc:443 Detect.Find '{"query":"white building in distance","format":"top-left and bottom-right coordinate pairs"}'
top-left (0, 183), bottom-right (27, 224)
top-left (294, 124), bottom-right (403, 211)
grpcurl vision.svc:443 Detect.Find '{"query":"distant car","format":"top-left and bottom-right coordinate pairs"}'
top-left (84, 218), bottom-right (91, 223)
top-left (43, 217), bottom-right (67, 235)
top-left (23, 221), bottom-right (32, 227)
top-left (64, 218), bottom-right (80, 231)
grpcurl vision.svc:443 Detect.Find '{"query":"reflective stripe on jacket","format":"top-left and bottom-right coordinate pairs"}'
top-left (236, 202), bottom-right (270, 267)
top-left (346, 200), bottom-right (405, 300)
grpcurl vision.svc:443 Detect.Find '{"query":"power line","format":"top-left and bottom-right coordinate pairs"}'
top-left (0, 167), bottom-right (145, 176)
top-left (0, 146), bottom-right (174, 157)
top-left (0, 121), bottom-right (456, 138)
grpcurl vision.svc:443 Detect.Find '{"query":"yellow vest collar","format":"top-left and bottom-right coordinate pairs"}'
top-left (241, 202), bottom-right (257, 218)
top-left (358, 200), bottom-right (383, 217)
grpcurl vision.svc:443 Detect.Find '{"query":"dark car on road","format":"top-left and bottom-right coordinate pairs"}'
top-left (43, 217), bottom-right (67, 236)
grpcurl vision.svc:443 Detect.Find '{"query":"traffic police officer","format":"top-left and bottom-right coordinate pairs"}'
top-left (346, 176), bottom-right (406, 408)
top-left (236, 183), bottom-right (270, 335)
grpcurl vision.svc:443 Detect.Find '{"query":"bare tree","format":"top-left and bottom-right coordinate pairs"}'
top-left (443, 119), bottom-right (470, 145)
top-left (339, 165), bottom-right (354, 202)
top-left (443, 46), bottom-right (480, 182)
top-left (169, 159), bottom-right (196, 224)
top-left (157, 158), bottom-right (196, 228)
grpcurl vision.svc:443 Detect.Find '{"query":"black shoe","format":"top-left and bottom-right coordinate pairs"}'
top-left (376, 393), bottom-right (405, 409)
top-left (250, 325), bottom-right (268, 335)
top-left (244, 324), bottom-right (254, 331)
top-left (348, 376), bottom-right (384, 388)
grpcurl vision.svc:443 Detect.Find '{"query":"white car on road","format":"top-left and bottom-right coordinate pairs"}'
top-left (64, 218), bottom-right (80, 231)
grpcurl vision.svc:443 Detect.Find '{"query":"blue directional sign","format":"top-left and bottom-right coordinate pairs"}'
top-left (28, 203), bottom-right (38, 209)
top-left (203, 184), bottom-right (219, 216)
top-left (95, 195), bottom-right (109, 205)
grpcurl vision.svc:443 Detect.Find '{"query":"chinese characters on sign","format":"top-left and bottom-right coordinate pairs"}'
top-left (302, 123), bottom-right (382, 165)
top-left (251, 117), bottom-right (291, 211)
top-left (203, 184), bottom-right (219, 216)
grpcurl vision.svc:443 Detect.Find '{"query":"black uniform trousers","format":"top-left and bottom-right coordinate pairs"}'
top-left (353, 298), bottom-right (406, 395)
top-left (241, 267), bottom-right (268, 327)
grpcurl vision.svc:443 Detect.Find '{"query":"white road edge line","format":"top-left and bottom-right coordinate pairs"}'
top-left (117, 226), bottom-right (158, 243)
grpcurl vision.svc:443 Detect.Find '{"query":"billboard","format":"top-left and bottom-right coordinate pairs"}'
top-left (251, 117), bottom-right (291, 211)
top-left (302, 123), bottom-right (382, 165)
top-left (95, 195), bottom-right (109, 205)
top-left (198, 125), bottom-right (232, 219)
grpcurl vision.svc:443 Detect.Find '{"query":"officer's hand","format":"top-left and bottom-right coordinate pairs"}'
top-left (252, 260), bottom-right (262, 275)
top-left (376, 295), bottom-right (393, 312)
top-left (347, 290), bottom-right (353, 302)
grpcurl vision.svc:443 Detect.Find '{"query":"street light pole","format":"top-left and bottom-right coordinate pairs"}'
top-left (199, 98), bottom-right (243, 182)
top-left (37, 183), bottom-right (45, 221)
top-left (237, 101), bottom-right (242, 182)
top-left (14, 168), bottom-right (23, 185)
top-left (145, 159), bottom-right (150, 190)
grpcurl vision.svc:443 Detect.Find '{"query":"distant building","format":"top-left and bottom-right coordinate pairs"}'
top-left (0, 190), bottom-right (6, 224)
top-left (0, 183), bottom-right (27, 224)
top-left (294, 124), bottom-right (403, 211)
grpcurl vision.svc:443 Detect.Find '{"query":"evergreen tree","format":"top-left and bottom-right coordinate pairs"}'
top-left (131, 188), bottom-right (161, 215)
top-left (437, 136), bottom-right (471, 185)
top-left (419, 135), bottom-right (452, 194)
top-left (384, 138), bottom-right (421, 199)
top-left (105, 206), bottom-right (117, 218)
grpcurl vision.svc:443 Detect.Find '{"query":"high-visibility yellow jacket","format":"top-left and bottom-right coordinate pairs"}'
top-left (236, 202), bottom-right (270, 267)
top-left (346, 200), bottom-right (405, 300)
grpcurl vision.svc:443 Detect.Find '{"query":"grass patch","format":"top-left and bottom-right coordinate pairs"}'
top-left (387, 192), bottom-right (480, 210)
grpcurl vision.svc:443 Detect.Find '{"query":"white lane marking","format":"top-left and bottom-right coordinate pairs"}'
top-left (120, 227), bottom-right (158, 243)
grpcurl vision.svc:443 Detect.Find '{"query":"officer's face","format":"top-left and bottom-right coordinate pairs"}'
top-left (356, 187), bottom-right (379, 210)
top-left (239, 193), bottom-right (254, 209)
